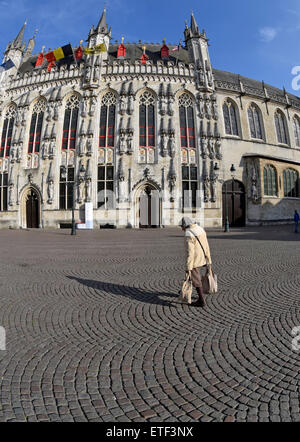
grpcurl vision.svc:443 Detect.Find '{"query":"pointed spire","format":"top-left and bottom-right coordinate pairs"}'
top-left (23, 30), bottom-right (37, 60)
top-left (96, 7), bottom-right (109, 34)
top-left (190, 12), bottom-right (200, 36)
top-left (13, 20), bottom-right (27, 49)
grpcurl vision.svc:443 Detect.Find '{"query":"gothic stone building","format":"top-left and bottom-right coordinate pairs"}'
top-left (1, 10), bottom-right (300, 229)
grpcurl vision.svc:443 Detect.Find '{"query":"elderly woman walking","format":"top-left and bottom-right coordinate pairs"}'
top-left (180, 217), bottom-right (212, 307)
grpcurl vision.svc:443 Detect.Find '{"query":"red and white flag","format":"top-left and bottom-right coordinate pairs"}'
top-left (171, 45), bottom-right (179, 52)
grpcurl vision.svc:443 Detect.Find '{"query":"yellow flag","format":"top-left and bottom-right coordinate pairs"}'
top-left (84, 43), bottom-right (107, 55)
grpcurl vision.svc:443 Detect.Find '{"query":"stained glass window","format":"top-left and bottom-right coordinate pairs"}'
top-left (293, 116), bottom-right (300, 147)
top-left (62, 95), bottom-right (80, 150)
top-left (248, 104), bottom-right (263, 139)
top-left (263, 165), bottom-right (277, 196)
top-left (283, 169), bottom-right (299, 197)
top-left (1, 105), bottom-right (16, 158)
top-left (275, 111), bottom-right (288, 144)
top-left (223, 100), bottom-right (239, 136)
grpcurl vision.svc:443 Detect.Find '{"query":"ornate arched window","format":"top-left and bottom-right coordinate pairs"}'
top-left (178, 93), bottom-right (195, 148)
top-left (248, 104), bottom-right (263, 139)
top-left (293, 116), bottom-right (300, 147)
top-left (98, 92), bottom-right (116, 209)
top-left (178, 93), bottom-right (197, 208)
top-left (275, 110), bottom-right (288, 144)
top-left (1, 104), bottom-right (16, 158)
top-left (283, 168), bottom-right (299, 197)
top-left (223, 99), bottom-right (239, 136)
top-left (62, 95), bottom-right (80, 150)
top-left (263, 165), bottom-right (277, 196)
top-left (28, 100), bottom-right (46, 153)
top-left (99, 91), bottom-right (116, 149)
top-left (139, 90), bottom-right (155, 163)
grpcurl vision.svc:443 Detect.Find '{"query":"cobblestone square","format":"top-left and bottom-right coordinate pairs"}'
top-left (0, 226), bottom-right (299, 422)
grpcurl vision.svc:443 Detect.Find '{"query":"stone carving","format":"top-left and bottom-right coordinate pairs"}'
top-left (47, 179), bottom-right (54, 204)
top-left (42, 140), bottom-right (49, 159)
top-left (201, 137), bottom-right (208, 158)
top-left (119, 133), bottom-right (126, 154)
top-left (85, 179), bottom-right (91, 202)
top-left (89, 96), bottom-right (96, 116)
top-left (215, 139), bottom-right (222, 160)
top-left (205, 95), bottom-right (212, 119)
top-left (86, 139), bottom-right (92, 156)
top-left (10, 144), bottom-right (16, 162)
top-left (198, 94), bottom-right (205, 118)
top-left (203, 177), bottom-right (210, 202)
top-left (8, 185), bottom-right (14, 206)
top-left (48, 140), bottom-right (55, 159)
top-left (208, 139), bottom-right (215, 159)
top-left (120, 95), bottom-right (127, 115)
top-left (81, 98), bottom-right (88, 117)
top-left (250, 165), bottom-right (259, 202)
top-left (169, 135), bottom-right (175, 158)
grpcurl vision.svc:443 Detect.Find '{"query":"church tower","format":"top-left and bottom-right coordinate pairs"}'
top-left (184, 12), bottom-right (214, 91)
top-left (87, 8), bottom-right (111, 61)
top-left (4, 21), bottom-right (27, 69)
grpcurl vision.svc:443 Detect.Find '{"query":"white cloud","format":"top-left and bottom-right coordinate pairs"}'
top-left (259, 27), bottom-right (278, 42)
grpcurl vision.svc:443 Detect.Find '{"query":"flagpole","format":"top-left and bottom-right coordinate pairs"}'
top-left (70, 42), bottom-right (78, 67)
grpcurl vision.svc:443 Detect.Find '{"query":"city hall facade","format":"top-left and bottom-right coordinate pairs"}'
top-left (1, 9), bottom-right (300, 229)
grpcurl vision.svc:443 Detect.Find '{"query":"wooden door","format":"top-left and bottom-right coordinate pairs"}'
top-left (222, 180), bottom-right (245, 227)
top-left (139, 187), bottom-right (160, 228)
top-left (26, 190), bottom-right (39, 228)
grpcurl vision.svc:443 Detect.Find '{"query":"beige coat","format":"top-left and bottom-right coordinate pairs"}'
top-left (184, 224), bottom-right (212, 271)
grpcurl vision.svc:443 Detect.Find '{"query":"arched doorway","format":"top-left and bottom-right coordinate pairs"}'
top-left (139, 186), bottom-right (160, 228)
top-left (222, 180), bottom-right (245, 227)
top-left (25, 189), bottom-right (40, 228)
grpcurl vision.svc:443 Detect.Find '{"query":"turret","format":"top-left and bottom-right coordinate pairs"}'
top-left (184, 12), bottom-right (214, 91)
top-left (87, 8), bottom-right (111, 61)
top-left (23, 30), bottom-right (37, 61)
top-left (3, 20), bottom-right (27, 70)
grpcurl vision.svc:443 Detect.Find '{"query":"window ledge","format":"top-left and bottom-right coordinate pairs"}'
top-left (223, 135), bottom-right (241, 140)
top-left (277, 143), bottom-right (290, 148)
top-left (283, 197), bottom-right (300, 200)
top-left (250, 138), bottom-right (266, 143)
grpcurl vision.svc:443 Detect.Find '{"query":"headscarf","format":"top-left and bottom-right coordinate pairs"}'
top-left (179, 217), bottom-right (195, 228)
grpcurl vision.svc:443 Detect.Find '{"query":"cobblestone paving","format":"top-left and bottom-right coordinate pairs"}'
top-left (0, 226), bottom-right (299, 422)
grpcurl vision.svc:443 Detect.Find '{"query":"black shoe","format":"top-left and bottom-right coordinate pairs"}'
top-left (190, 299), bottom-right (205, 307)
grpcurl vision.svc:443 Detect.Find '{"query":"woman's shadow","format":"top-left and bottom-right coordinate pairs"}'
top-left (66, 276), bottom-right (181, 307)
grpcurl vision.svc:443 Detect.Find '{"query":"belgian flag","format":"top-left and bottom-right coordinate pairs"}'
top-left (45, 44), bottom-right (73, 63)
top-left (45, 44), bottom-right (74, 71)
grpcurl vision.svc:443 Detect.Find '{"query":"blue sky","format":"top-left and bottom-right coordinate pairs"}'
top-left (1, 0), bottom-right (300, 94)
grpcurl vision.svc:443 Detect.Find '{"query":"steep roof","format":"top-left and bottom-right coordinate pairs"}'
top-left (213, 68), bottom-right (300, 107)
top-left (15, 47), bottom-right (300, 108)
top-left (107, 43), bottom-right (189, 64)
